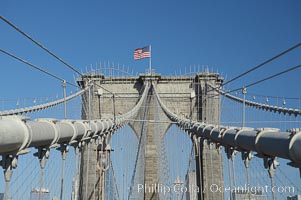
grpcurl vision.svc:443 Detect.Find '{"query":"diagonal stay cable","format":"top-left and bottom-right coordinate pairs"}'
top-left (227, 63), bottom-right (301, 93)
top-left (0, 15), bottom-right (125, 96)
top-left (0, 48), bottom-right (79, 88)
top-left (93, 82), bottom-right (117, 96)
top-left (223, 42), bottom-right (301, 86)
top-left (0, 15), bottom-right (83, 76)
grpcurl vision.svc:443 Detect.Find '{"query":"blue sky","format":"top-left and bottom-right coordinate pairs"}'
top-left (1, 0), bottom-right (301, 103)
top-left (1, 1), bottom-right (301, 199)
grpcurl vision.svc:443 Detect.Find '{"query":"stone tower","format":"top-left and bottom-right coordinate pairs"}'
top-left (77, 72), bottom-right (223, 200)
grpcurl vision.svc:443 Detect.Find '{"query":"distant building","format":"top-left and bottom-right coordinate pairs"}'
top-left (30, 188), bottom-right (50, 200)
top-left (0, 193), bottom-right (11, 200)
top-left (52, 196), bottom-right (59, 200)
top-left (287, 195), bottom-right (301, 200)
top-left (232, 188), bottom-right (267, 200)
top-left (186, 171), bottom-right (197, 200)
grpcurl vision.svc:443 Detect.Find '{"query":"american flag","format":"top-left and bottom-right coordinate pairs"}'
top-left (134, 46), bottom-right (151, 60)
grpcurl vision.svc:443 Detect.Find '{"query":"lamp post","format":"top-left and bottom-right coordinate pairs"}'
top-left (242, 87), bottom-right (247, 127)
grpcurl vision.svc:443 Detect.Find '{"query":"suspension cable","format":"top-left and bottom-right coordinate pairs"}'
top-left (0, 86), bottom-right (90, 116)
top-left (0, 48), bottom-right (79, 88)
top-left (227, 63), bottom-right (301, 93)
top-left (223, 41), bottom-right (301, 86)
top-left (246, 92), bottom-right (301, 100)
top-left (0, 16), bottom-right (83, 76)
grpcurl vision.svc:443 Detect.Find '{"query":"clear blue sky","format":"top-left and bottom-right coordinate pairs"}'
top-left (1, 1), bottom-right (301, 199)
top-left (1, 0), bottom-right (301, 102)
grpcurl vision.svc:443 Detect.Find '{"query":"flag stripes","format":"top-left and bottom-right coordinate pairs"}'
top-left (134, 46), bottom-right (151, 60)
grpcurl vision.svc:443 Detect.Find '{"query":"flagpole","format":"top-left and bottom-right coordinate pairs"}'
top-left (149, 44), bottom-right (152, 75)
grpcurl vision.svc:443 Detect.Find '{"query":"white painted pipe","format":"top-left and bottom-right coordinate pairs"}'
top-left (0, 82), bottom-right (151, 155)
top-left (154, 84), bottom-right (301, 167)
